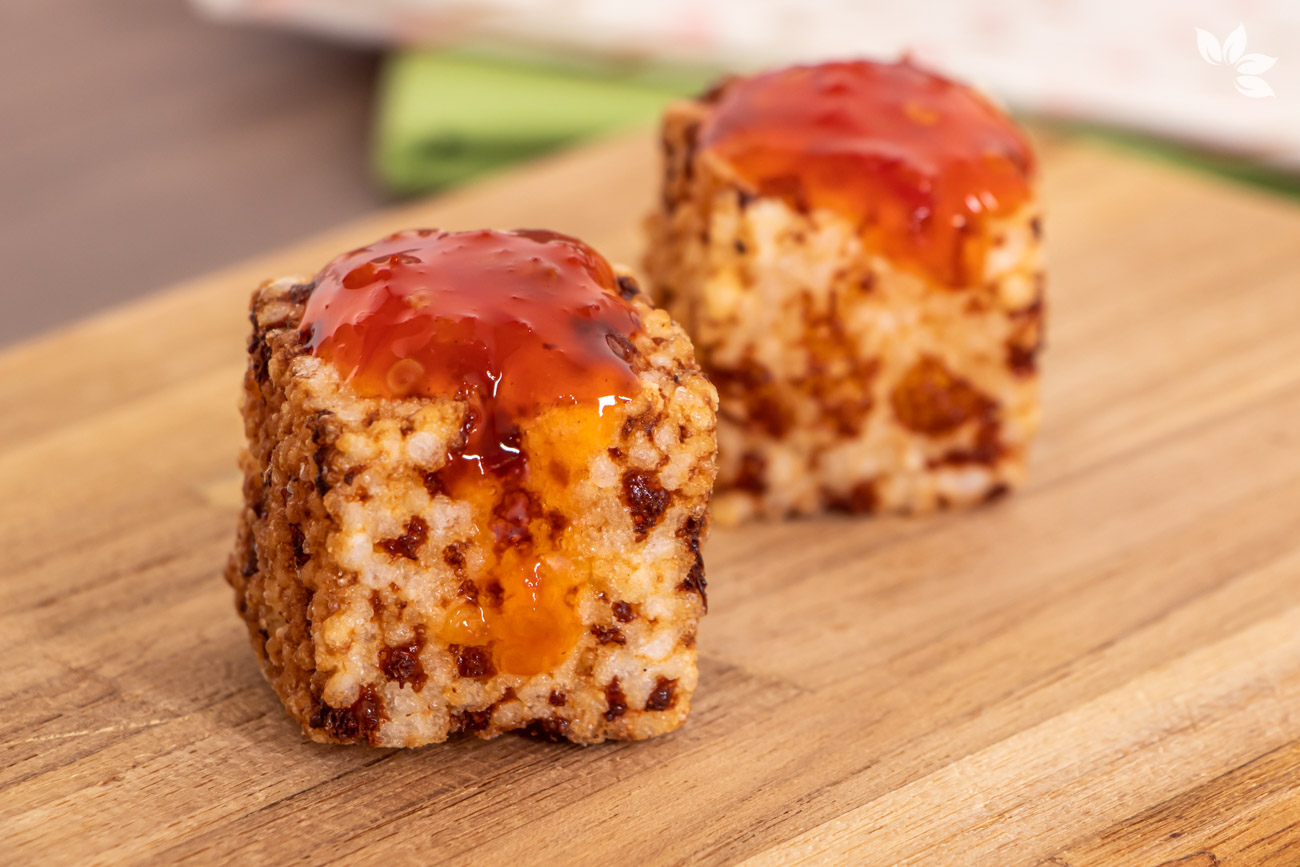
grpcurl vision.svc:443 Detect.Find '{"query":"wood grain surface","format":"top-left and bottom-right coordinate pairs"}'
top-left (3, 131), bottom-right (1300, 865)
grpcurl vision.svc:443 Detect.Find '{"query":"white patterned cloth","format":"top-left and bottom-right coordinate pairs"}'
top-left (195, 0), bottom-right (1300, 169)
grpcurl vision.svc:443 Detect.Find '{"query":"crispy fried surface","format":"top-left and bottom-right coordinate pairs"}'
top-left (645, 98), bottom-right (1044, 522)
top-left (226, 266), bottom-right (718, 746)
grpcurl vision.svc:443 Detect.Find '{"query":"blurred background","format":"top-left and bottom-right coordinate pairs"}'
top-left (3, 0), bottom-right (1296, 347)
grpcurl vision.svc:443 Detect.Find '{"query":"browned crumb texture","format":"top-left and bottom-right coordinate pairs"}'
top-left (644, 94), bottom-right (1045, 522)
top-left (226, 269), bottom-right (718, 746)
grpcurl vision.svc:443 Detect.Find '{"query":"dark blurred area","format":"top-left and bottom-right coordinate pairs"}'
top-left (0, 1), bottom-right (383, 347)
top-left (5, 1), bottom-right (1293, 349)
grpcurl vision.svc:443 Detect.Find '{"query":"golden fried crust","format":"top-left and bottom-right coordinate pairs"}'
top-left (644, 97), bottom-right (1044, 523)
top-left (225, 268), bottom-right (718, 746)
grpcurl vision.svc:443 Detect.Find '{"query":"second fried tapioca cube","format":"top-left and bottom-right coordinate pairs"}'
top-left (644, 60), bottom-right (1045, 522)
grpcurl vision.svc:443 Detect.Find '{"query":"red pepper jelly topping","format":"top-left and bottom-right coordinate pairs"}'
top-left (300, 228), bottom-right (643, 676)
top-left (699, 59), bottom-right (1036, 287)
top-left (301, 228), bottom-right (641, 474)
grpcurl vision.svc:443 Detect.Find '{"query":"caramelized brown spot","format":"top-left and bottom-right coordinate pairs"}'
top-left (679, 553), bottom-right (709, 611)
top-left (288, 281), bottom-right (316, 304)
top-left (611, 601), bottom-right (635, 623)
top-left (799, 295), bottom-right (880, 437)
top-left (454, 644), bottom-right (496, 679)
top-left (422, 470), bottom-right (447, 498)
top-left (523, 717), bottom-right (571, 742)
top-left (816, 359), bottom-right (880, 437)
top-left (248, 331), bottom-right (271, 385)
top-left (1007, 342), bottom-right (1039, 377)
top-left (931, 417), bottom-right (1003, 467)
top-left (828, 481), bottom-right (879, 514)
top-left (591, 625), bottom-right (627, 646)
top-left (1007, 297), bottom-right (1045, 378)
top-left (891, 356), bottom-right (994, 436)
top-left (622, 470), bottom-right (670, 538)
top-left (289, 524), bottom-right (309, 568)
top-left (620, 408), bottom-right (658, 440)
top-left (370, 590), bottom-right (384, 617)
top-left (379, 625), bottom-right (428, 691)
top-left (711, 359), bottom-right (793, 439)
top-left (378, 516), bottom-right (429, 561)
top-left (734, 451), bottom-right (768, 494)
top-left (313, 447), bottom-right (330, 496)
top-left (309, 685), bottom-right (387, 744)
top-left (241, 544), bottom-right (259, 578)
top-left (604, 678), bottom-right (628, 721)
top-left (645, 678), bottom-right (678, 712)
top-left (676, 515), bottom-right (709, 612)
top-left (445, 544), bottom-right (468, 573)
top-left (455, 708), bottom-right (493, 733)
top-left (548, 690), bottom-right (568, 707)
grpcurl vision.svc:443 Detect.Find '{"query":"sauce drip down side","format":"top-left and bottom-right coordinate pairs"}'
top-left (300, 228), bottom-right (642, 675)
top-left (699, 59), bottom-right (1037, 286)
top-left (301, 227), bottom-right (640, 474)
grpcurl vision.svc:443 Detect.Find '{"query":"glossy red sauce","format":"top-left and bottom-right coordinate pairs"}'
top-left (699, 59), bottom-right (1036, 286)
top-left (301, 228), bottom-right (642, 675)
top-left (301, 228), bottom-right (640, 475)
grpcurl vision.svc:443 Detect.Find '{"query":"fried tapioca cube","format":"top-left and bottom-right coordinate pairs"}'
top-left (227, 229), bottom-right (718, 746)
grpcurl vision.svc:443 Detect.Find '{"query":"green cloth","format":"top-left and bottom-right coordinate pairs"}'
top-left (374, 51), bottom-right (708, 196)
top-left (375, 51), bottom-right (1300, 201)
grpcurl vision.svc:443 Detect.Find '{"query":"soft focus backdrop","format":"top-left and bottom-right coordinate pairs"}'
top-left (0, 0), bottom-right (383, 347)
top-left (3, 0), bottom-right (1295, 347)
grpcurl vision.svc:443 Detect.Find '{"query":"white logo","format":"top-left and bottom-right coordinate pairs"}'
top-left (1196, 24), bottom-right (1276, 98)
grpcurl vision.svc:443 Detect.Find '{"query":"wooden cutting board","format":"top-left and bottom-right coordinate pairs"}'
top-left (3, 130), bottom-right (1300, 866)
